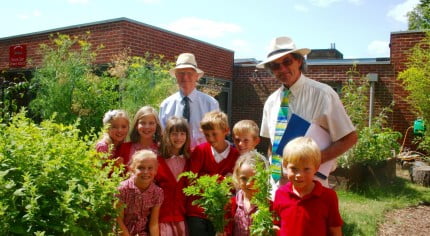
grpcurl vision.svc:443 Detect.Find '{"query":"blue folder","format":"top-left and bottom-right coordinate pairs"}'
top-left (275, 113), bottom-right (310, 156)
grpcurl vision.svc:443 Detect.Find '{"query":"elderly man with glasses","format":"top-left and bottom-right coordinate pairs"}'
top-left (258, 36), bottom-right (358, 191)
top-left (159, 53), bottom-right (219, 150)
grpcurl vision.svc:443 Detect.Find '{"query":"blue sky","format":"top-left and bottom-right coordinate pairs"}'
top-left (1, 0), bottom-right (420, 60)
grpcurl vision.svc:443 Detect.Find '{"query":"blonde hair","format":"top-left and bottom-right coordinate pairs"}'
top-left (129, 106), bottom-right (162, 143)
top-left (129, 150), bottom-right (158, 171)
top-left (232, 151), bottom-right (268, 188)
top-left (282, 137), bottom-right (321, 168)
top-left (200, 110), bottom-right (229, 131)
top-left (232, 120), bottom-right (259, 138)
top-left (100, 109), bottom-right (129, 145)
top-left (160, 116), bottom-right (191, 159)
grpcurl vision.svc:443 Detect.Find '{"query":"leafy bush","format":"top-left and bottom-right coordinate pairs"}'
top-left (29, 34), bottom-right (177, 135)
top-left (0, 110), bottom-right (123, 235)
top-left (29, 33), bottom-right (117, 135)
top-left (250, 160), bottom-right (273, 236)
top-left (0, 76), bottom-right (29, 123)
top-left (108, 50), bottom-right (177, 115)
top-left (338, 69), bottom-right (402, 168)
top-left (180, 172), bottom-right (232, 233)
top-left (398, 32), bottom-right (430, 153)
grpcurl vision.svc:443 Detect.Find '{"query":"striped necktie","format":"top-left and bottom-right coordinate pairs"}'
top-left (271, 89), bottom-right (289, 182)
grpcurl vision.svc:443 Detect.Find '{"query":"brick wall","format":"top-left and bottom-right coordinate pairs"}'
top-left (0, 18), bottom-right (234, 80)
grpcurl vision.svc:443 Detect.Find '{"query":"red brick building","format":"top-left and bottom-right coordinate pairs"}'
top-left (0, 18), bottom-right (426, 151)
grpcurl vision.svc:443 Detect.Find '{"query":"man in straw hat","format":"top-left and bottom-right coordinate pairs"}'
top-left (258, 36), bottom-right (357, 189)
top-left (159, 53), bottom-right (219, 149)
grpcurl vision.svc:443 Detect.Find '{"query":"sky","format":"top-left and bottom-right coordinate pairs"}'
top-left (1, 0), bottom-right (421, 60)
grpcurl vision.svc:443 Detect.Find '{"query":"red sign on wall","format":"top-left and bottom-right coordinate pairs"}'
top-left (9, 45), bottom-right (27, 67)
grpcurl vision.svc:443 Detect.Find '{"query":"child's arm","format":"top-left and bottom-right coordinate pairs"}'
top-left (149, 205), bottom-right (161, 236)
top-left (116, 202), bottom-right (130, 236)
top-left (329, 226), bottom-right (342, 236)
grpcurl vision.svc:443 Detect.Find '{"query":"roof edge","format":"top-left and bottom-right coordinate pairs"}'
top-left (0, 17), bottom-right (234, 53)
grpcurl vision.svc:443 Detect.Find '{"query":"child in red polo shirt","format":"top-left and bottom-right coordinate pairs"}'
top-left (186, 111), bottom-right (240, 236)
top-left (274, 137), bottom-right (343, 236)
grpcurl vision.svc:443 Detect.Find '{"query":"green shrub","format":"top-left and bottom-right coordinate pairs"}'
top-left (398, 32), bottom-right (430, 153)
top-left (29, 34), bottom-right (177, 135)
top-left (29, 33), bottom-right (117, 135)
top-left (0, 110), bottom-right (123, 235)
top-left (250, 160), bottom-right (273, 236)
top-left (108, 50), bottom-right (177, 115)
top-left (339, 68), bottom-right (402, 168)
top-left (180, 172), bottom-right (232, 233)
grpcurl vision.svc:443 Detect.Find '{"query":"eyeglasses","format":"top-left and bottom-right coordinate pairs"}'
top-left (175, 71), bottom-right (195, 78)
top-left (266, 57), bottom-right (294, 71)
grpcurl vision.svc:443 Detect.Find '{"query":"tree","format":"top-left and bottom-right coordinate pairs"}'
top-left (398, 32), bottom-right (430, 153)
top-left (408, 0), bottom-right (430, 30)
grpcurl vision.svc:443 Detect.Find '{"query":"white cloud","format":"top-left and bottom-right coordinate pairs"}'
top-left (17, 10), bottom-right (42, 20)
top-left (166, 17), bottom-right (241, 39)
top-left (387, 0), bottom-right (420, 23)
top-left (309, 0), bottom-right (341, 7)
top-left (294, 4), bottom-right (309, 12)
top-left (367, 40), bottom-right (390, 57)
top-left (68, 0), bottom-right (89, 4)
top-left (231, 39), bottom-right (251, 54)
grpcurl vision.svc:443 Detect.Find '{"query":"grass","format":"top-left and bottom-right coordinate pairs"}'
top-left (337, 176), bottom-right (430, 235)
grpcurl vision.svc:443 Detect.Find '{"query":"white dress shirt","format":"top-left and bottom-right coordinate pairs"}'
top-left (159, 88), bottom-right (219, 149)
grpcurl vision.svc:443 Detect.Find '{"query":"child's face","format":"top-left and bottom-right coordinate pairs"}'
top-left (133, 158), bottom-right (158, 186)
top-left (238, 163), bottom-right (257, 197)
top-left (233, 132), bottom-right (260, 155)
top-left (285, 160), bottom-right (318, 191)
top-left (137, 115), bottom-right (157, 140)
top-left (169, 131), bottom-right (187, 154)
top-left (108, 117), bottom-right (129, 144)
top-left (202, 128), bottom-right (229, 152)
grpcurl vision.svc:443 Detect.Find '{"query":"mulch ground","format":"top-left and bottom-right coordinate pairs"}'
top-left (377, 204), bottom-right (430, 236)
top-left (377, 165), bottom-right (430, 236)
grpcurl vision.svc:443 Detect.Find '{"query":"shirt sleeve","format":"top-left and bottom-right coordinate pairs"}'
top-left (323, 92), bottom-right (356, 142)
top-left (260, 100), bottom-right (270, 138)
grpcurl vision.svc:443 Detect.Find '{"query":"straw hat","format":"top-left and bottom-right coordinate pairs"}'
top-left (256, 36), bottom-right (311, 68)
top-left (169, 53), bottom-right (204, 79)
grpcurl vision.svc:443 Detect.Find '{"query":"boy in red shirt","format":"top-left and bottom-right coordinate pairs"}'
top-left (186, 111), bottom-right (240, 236)
top-left (274, 137), bottom-right (343, 236)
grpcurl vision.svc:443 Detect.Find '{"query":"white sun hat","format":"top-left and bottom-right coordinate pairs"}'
top-left (256, 36), bottom-right (311, 69)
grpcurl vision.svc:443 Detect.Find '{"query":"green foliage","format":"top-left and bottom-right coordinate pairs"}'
top-left (341, 67), bottom-right (369, 131)
top-left (180, 172), bottom-right (233, 233)
top-left (250, 160), bottom-right (274, 236)
top-left (0, 110), bottom-right (123, 235)
top-left (407, 0), bottom-right (430, 30)
top-left (398, 32), bottom-right (430, 153)
top-left (29, 33), bottom-right (116, 135)
top-left (339, 68), bottom-right (402, 168)
top-left (0, 76), bottom-right (29, 123)
top-left (29, 34), bottom-right (177, 135)
top-left (108, 50), bottom-right (177, 115)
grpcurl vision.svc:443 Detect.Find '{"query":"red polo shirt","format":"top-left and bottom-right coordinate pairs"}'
top-left (274, 181), bottom-right (343, 235)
